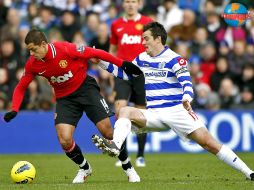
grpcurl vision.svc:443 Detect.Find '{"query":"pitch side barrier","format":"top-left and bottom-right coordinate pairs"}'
top-left (0, 111), bottom-right (254, 153)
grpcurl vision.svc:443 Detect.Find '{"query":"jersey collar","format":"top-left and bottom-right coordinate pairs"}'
top-left (44, 43), bottom-right (56, 60)
top-left (123, 13), bottom-right (141, 22)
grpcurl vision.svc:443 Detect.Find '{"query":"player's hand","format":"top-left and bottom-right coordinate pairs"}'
top-left (4, 111), bottom-right (17, 122)
top-left (182, 99), bottom-right (192, 112)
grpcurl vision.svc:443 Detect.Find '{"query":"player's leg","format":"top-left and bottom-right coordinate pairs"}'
top-left (84, 76), bottom-right (140, 182)
top-left (134, 105), bottom-right (147, 167)
top-left (114, 78), bottom-right (132, 168)
top-left (132, 74), bottom-right (147, 167)
top-left (188, 127), bottom-right (254, 180)
top-left (55, 97), bottom-right (92, 184)
top-left (114, 99), bottom-right (129, 167)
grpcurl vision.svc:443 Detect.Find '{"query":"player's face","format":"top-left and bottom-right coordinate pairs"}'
top-left (26, 42), bottom-right (48, 60)
top-left (123, 0), bottom-right (140, 16)
top-left (142, 30), bottom-right (159, 56)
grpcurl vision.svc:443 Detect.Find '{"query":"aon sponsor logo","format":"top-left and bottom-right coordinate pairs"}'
top-left (51, 71), bottom-right (73, 83)
top-left (144, 70), bottom-right (167, 78)
top-left (121, 34), bottom-right (142, 44)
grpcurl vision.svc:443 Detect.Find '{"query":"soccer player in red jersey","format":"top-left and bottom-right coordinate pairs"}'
top-left (110, 0), bottom-right (152, 168)
top-left (3, 29), bottom-right (142, 183)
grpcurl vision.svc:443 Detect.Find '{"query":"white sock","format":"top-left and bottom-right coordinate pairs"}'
top-left (79, 159), bottom-right (87, 168)
top-left (113, 118), bottom-right (131, 149)
top-left (121, 157), bottom-right (130, 165)
top-left (216, 145), bottom-right (253, 179)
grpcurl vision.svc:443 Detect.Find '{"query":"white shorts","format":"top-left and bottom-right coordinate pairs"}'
top-left (132, 104), bottom-right (205, 141)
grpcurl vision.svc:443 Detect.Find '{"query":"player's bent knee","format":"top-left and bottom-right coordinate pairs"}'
top-left (59, 139), bottom-right (73, 150)
top-left (119, 106), bottom-right (132, 117)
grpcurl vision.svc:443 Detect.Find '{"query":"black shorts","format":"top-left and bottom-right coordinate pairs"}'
top-left (55, 75), bottom-right (114, 126)
top-left (114, 74), bottom-right (146, 106)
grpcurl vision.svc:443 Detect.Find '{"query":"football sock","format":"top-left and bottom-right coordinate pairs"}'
top-left (113, 118), bottom-right (131, 149)
top-left (79, 159), bottom-right (89, 170)
top-left (65, 141), bottom-right (85, 166)
top-left (137, 133), bottom-right (147, 158)
top-left (216, 145), bottom-right (253, 178)
top-left (118, 142), bottom-right (132, 170)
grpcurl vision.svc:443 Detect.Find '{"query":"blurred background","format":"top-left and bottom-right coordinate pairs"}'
top-left (0, 0), bottom-right (254, 154)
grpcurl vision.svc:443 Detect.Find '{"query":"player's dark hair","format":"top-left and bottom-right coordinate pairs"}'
top-left (25, 28), bottom-right (48, 45)
top-left (143, 22), bottom-right (167, 45)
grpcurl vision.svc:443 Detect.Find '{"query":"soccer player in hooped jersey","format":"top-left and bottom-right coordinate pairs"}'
top-left (110, 0), bottom-right (152, 168)
top-left (3, 29), bottom-right (142, 183)
top-left (93, 22), bottom-right (254, 181)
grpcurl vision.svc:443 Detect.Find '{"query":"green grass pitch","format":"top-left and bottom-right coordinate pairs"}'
top-left (0, 153), bottom-right (253, 190)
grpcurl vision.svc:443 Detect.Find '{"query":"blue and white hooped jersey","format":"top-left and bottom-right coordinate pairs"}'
top-left (133, 46), bottom-right (193, 109)
top-left (98, 46), bottom-right (194, 109)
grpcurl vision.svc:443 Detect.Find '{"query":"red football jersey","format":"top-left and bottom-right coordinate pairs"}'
top-left (12, 42), bottom-right (123, 112)
top-left (110, 14), bottom-right (152, 61)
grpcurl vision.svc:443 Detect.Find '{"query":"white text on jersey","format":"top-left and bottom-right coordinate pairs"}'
top-left (121, 34), bottom-right (142, 45)
top-left (51, 71), bottom-right (73, 83)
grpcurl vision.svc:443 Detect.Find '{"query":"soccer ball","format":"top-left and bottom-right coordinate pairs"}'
top-left (10, 161), bottom-right (36, 184)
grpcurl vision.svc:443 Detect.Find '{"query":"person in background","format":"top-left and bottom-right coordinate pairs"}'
top-left (109, 0), bottom-right (153, 168)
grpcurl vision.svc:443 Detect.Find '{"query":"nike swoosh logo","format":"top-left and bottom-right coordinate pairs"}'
top-left (117, 28), bottom-right (124, 32)
top-left (38, 70), bottom-right (46, 75)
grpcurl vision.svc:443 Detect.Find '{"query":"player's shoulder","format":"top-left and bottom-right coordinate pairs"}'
top-left (164, 47), bottom-right (180, 59)
top-left (140, 15), bottom-right (153, 23)
top-left (26, 56), bottom-right (36, 65)
top-left (112, 17), bottom-right (124, 26)
top-left (52, 41), bottom-right (69, 49)
top-left (136, 51), bottom-right (149, 61)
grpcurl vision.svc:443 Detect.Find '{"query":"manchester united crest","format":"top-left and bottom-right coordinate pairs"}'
top-left (59, 60), bottom-right (68, 68)
top-left (135, 23), bottom-right (143, 31)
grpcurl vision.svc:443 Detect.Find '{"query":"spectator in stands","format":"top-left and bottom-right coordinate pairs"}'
top-left (188, 55), bottom-right (209, 85)
top-left (33, 6), bottom-right (58, 35)
top-left (104, 5), bottom-right (119, 29)
top-left (236, 63), bottom-right (254, 95)
top-left (81, 12), bottom-right (100, 45)
top-left (156, 0), bottom-right (183, 32)
top-left (72, 31), bottom-right (87, 46)
top-left (210, 56), bottom-right (234, 92)
top-left (205, 12), bottom-right (221, 42)
top-left (231, 86), bottom-right (254, 110)
top-left (0, 92), bottom-right (8, 110)
top-left (26, 2), bottom-right (39, 25)
top-left (77, 0), bottom-right (95, 23)
top-left (59, 10), bottom-right (81, 42)
top-left (0, 38), bottom-right (21, 80)
top-left (216, 27), bottom-right (246, 49)
top-left (219, 78), bottom-right (239, 109)
top-left (168, 9), bottom-right (197, 45)
top-left (206, 92), bottom-right (221, 111)
top-left (90, 22), bottom-right (110, 51)
top-left (0, 8), bottom-right (21, 41)
top-left (48, 28), bottom-right (64, 43)
top-left (178, 0), bottom-right (202, 13)
top-left (218, 40), bottom-right (230, 56)
top-left (228, 40), bottom-right (253, 75)
top-left (0, 67), bottom-right (12, 98)
top-left (199, 41), bottom-right (217, 85)
top-left (18, 24), bottom-right (30, 64)
top-left (26, 80), bottom-right (40, 110)
top-left (191, 27), bottom-right (209, 55)
top-left (173, 42), bottom-right (190, 60)
top-left (0, 0), bottom-right (9, 28)
top-left (192, 83), bottom-right (211, 109)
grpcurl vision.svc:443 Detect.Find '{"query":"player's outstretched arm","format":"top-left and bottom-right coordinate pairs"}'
top-left (4, 72), bottom-right (34, 122)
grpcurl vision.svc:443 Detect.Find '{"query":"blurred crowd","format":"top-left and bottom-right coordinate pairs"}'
top-left (1, 0), bottom-right (254, 112)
